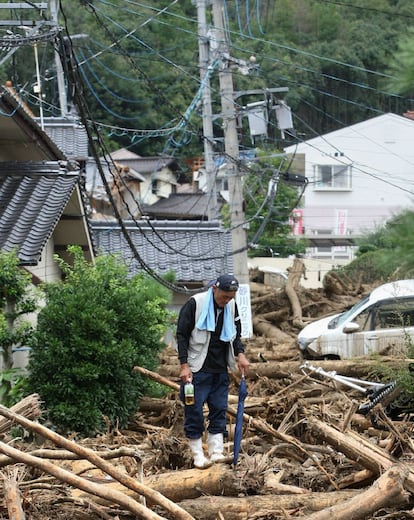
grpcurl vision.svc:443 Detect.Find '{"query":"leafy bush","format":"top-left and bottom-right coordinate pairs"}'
top-left (0, 249), bottom-right (37, 402)
top-left (0, 368), bottom-right (27, 407)
top-left (26, 247), bottom-right (172, 436)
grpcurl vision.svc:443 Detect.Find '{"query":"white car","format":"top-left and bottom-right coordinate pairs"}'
top-left (298, 279), bottom-right (414, 359)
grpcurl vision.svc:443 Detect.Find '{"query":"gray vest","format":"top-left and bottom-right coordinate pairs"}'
top-left (187, 291), bottom-right (237, 372)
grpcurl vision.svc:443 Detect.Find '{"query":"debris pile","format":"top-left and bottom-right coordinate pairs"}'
top-left (0, 262), bottom-right (413, 519)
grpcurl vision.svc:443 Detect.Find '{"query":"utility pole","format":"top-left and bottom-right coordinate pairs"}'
top-left (211, 0), bottom-right (249, 286)
top-left (210, 0), bottom-right (252, 338)
top-left (193, 0), bottom-right (217, 221)
top-left (50, 0), bottom-right (68, 117)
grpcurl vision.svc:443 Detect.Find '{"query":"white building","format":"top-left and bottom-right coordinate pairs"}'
top-left (285, 113), bottom-right (414, 259)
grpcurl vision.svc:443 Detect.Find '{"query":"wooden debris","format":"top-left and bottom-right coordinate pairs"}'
top-left (0, 393), bottom-right (42, 434)
top-left (303, 465), bottom-right (410, 520)
top-left (0, 404), bottom-right (194, 520)
top-left (2, 467), bottom-right (26, 520)
top-left (177, 490), bottom-right (362, 519)
top-left (1, 273), bottom-right (414, 519)
top-left (285, 257), bottom-right (306, 328)
top-left (0, 440), bottom-right (164, 520)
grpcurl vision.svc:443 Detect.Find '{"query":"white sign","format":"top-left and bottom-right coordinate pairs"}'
top-left (236, 283), bottom-right (253, 339)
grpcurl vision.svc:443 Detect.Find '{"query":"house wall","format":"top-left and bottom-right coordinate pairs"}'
top-left (10, 239), bottom-right (61, 371)
top-left (285, 114), bottom-right (414, 257)
top-left (194, 167), bottom-right (227, 194)
top-left (28, 238), bottom-right (62, 283)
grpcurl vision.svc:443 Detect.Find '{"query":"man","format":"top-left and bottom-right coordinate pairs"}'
top-left (176, 274), bottom-right (250, 468)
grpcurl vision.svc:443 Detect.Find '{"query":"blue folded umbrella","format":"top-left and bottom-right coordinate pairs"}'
top-left (233, 375), bottom-right (248, 466)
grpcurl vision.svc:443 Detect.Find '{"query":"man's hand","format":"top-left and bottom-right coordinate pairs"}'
top-left (237, 352), bottom-right (250, 375)
top-left (179, 362), bottom-right (192, 383)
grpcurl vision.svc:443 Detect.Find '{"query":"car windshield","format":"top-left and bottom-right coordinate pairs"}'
top-left (328, 296), bottom-right (370, 329)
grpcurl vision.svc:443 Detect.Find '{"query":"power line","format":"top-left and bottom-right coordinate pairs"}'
top-left (314, 0), bottom-right (414, 19)
top-left (290, 111), bottom-right (414, 196)
top-left (38, 2), bottom-right (414, 266)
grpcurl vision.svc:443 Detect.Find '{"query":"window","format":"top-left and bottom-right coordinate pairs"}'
top-left (354, 308), bottom-right (371, 331)
top-left (314, 164), bottom-right (351, 190)
top-left (372, 299), bottom-right (414, 330)
top-left (216, 177), bottom-right (228, 192)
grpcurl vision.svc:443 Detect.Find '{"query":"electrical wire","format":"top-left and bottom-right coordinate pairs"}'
top-left (290, 111), bottom-right (414, 196)
top-left (10, 2), bottom-right (414, 276)
top-left (59, 5), bottom-right (253, 275)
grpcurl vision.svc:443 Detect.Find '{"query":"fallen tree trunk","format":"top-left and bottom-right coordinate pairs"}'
top-left (0, 446), bottom-right (145, 470)
top-left (257, 308), bottom-right (289, 323)
top-left (252, 317), bottom-right (293, 343)
top-left (244, 341), bottom-right (300, 363)
top-left (3, 469), bottom-right (26, 520)
top-left (302, 465), bottom-right (410, 520)
top-left (248, 357), bottom-right (414, 380)
top-left (0, 440), bottom-right (164, 520)
top-left (75, 463), bottom-right (246, 504)
top-left (308, 417), bottom-right (414, 497)
top-left (0, 404), bottom-right (195, 520)
top-left (159, 348), bottom-right (407, 381)
top-left (250, 282), bottom-right (276, 298)
top-left (285, 257), bottom-right (306, 328)
top-left (307, 417), bottom-right (396, 475)
top-left (177, 490), bottom-right (361, 520)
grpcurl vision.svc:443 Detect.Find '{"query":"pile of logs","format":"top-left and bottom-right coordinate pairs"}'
top-left (249, 257), bottom-right (369, 345)
top-left (1, 355), bottom-right (414, 519)
top-left (0, 267), bottom-right (412, 519)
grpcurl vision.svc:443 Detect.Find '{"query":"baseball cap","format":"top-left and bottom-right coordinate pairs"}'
top-left (215, 274), bottom-right (239, 292)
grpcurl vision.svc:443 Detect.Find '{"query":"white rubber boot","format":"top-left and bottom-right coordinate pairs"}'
top-left (188, 438), bottom-right (212, 469)
top-left (207, 433), bottom-right (226, 463)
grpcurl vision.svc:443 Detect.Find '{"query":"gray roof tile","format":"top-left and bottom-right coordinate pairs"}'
top-left (92, 220), bottom-right (234, 283)
top-left (0, 162), bottom-right (79, 264)
top-left (39, 117), bottom-right (89, 160)
top-left (142, 193), bottom-right (223, 220)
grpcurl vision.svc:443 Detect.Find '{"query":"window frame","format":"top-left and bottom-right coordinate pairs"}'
top-left (314, 164), bottom-right (352, 190)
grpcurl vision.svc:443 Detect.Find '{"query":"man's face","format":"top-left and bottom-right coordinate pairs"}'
top-left (213, 287), bottom-right (237, 308)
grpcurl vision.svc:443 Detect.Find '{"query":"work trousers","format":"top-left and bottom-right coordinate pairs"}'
top-left (181, 371), bottom-right (229, 439)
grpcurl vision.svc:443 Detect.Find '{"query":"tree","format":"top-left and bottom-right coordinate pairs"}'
top-left (0, 249), bottom-right (37, 404)
top-left (385, 28), bottom-right (414, 96)
top-left (26, 246), bottom-right (172, 436)
top-left (1, 0), bottom-right (411, 159)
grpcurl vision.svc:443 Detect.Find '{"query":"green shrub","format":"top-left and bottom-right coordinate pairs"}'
top-left (26, 247), bottom-right (172, 436)
top-left (0, 368), bottom-right (27, 407)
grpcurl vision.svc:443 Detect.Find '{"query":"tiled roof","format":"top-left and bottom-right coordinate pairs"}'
top-left (39, 116), bottom-right (89, 160)
top-left (92, 220), bottom-right (234, 283)
top-left (0, 162), bottom-right (79, 265)
top-left (105, 148), bottom-right (182, 174)
top-left (142, 193), bottom-right (223, 220)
